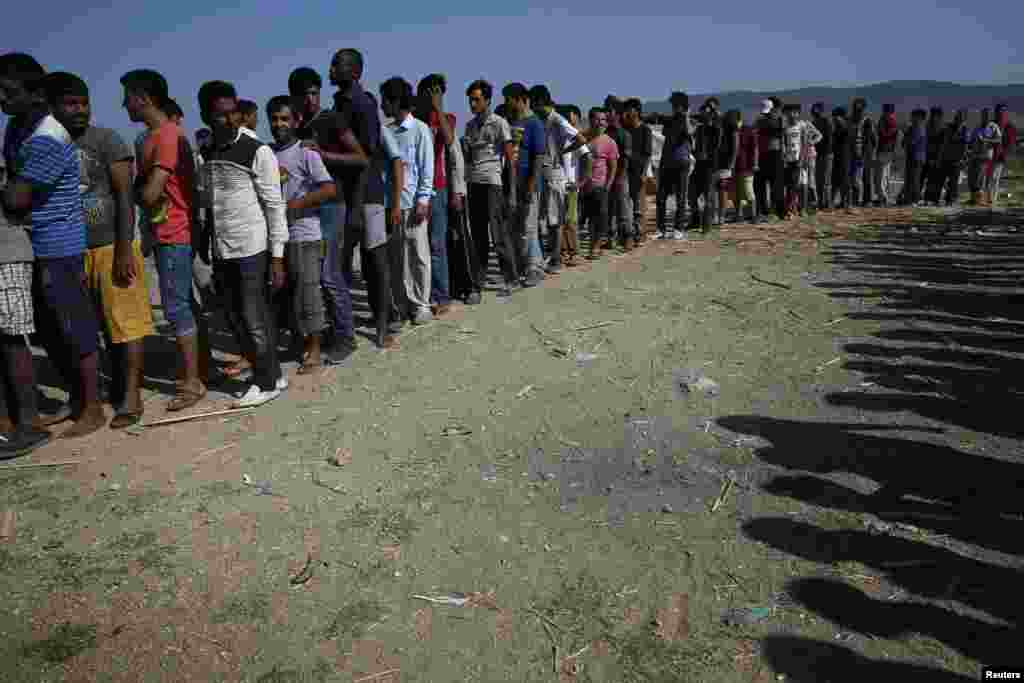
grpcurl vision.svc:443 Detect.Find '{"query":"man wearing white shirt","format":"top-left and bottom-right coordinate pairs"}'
top-left (198, 80), bottom-right (288, 408)
top-left (530, 86), bottom-right (588, 273)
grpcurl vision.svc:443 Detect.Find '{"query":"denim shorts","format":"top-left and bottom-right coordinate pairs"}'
top-left (153, 244), bottom-right (196, 337)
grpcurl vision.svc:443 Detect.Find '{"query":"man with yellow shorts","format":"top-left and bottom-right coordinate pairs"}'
top-left (50, 72), bottom-right (155, 429)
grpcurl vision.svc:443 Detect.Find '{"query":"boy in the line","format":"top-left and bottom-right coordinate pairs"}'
top-left (49, 71), bottom-right (155, 428)
top-left (267, 95), bottom-right (337, 372)
top-left (2, 53), bottom-right (106, 439)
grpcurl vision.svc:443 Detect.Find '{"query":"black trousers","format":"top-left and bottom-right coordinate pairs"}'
top-left (904, 158), bottom-right (924, 204)
top-left (213, 251), bottom-right (280, 392)
top-left (755, 150), bottom-right (784, 217)
top-left (447, 207), bottom-right (482, 300)
top-left (468, 182), bottom-right (517, 286)
top-left (582, 187), bottom-right (609, 245)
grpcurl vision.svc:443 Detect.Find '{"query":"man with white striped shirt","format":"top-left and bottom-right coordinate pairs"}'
top-left (198, 80), bottom-right (289, 408)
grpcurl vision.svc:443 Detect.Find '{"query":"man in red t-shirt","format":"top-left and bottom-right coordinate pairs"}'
top-left (122, 69), bottom-right (206, 412)
top-left (415, 74), bottom-right (460, 316)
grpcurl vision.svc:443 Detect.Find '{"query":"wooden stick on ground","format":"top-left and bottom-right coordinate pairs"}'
top-left (572, 321), bottom-right (621, 332)
top-left (0, 460), bottom-right (79, 471)
top-left (143, 407), bottom-right (255, 427)
top-left (750, 273), bottom-right (792, 290)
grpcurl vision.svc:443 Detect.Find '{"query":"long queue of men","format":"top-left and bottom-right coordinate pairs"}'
top-left (0, 49), bottom-right (1018, 458)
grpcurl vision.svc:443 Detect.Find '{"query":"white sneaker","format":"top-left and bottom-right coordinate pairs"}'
top-left (233, 385), bottom-right (281, 409)
top-left (276, 376), bottom-right (289, 392)
top-left (672, 230), bottom-right (688, 241)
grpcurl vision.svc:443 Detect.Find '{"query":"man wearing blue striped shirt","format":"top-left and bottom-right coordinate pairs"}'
top-left (1, 53), bottom-right (105, 441)
top-left (380, 77), bottom-right (435, 326)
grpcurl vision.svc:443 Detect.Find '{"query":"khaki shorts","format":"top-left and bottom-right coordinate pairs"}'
top-left (85, 241), bottom-right (156, 344)
top-left (566, 186), bottom-right (579, 226)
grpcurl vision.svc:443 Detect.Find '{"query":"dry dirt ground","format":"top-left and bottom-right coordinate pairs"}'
top-left (1, 192), bottom-right (1022, 682)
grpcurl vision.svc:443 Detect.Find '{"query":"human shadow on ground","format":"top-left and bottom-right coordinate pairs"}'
top-left (814, 210), bottom-right (1024, 438)
top-left (759, 635), bottom-right (974, 682)
top-left (718, 208), bottom-right (1024, 679)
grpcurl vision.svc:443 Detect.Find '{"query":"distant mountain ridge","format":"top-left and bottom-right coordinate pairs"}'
top-left (642, 80), bottom-right (1024, 117)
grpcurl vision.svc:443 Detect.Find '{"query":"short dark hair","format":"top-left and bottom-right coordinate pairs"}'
top-left (883, 103), bottom-right (895, 113)
top-left (811, 102), bottom-right (825, 114)
top-left (669, 91), bottom-right (689, 108)
top-left (832, 106), bottom-right (846, 118)
top-left (705, 96), bottom-right (720, 108)
top-left (567, 105), bottom-right (582, 120)
top-left (589, 106), bottom-right (607, 118)
top-left (604, 94), bottom-right (623, 112)
top-left (334, 48), bottom-right (364, 76)
top-left (852, 97), bottom-right (867, 108)
top-left (288, 67), bottom-right (321, 96)
top-left (623, 98), bottom-right (643, 114)
top-left (266, 95), bottom-right (293, 118)
top-left (0, 52), bottom-right (46, 91)
top-left (928, 106), bottom-right (943, 117)
top-left (120, 69), bottom-right (170, 106)
top-left (912, 108), bottom-right (927, 119)
top-left (995, 102), bottom-right (1008, 113)
top-left (782, 102), bottom-right (801, 113)
top-left (466, 79), bottom-right (493, 101)
top-left (164, 98), bottom-right (184, 119)
top-left (43, 71), bottom-right (88, 105)
top-left (502, 82), bottom-right (528, 100)
top-left (379, 77), bottom-right (414, 110)
top-left (417, 73), bottom-right (446, 95)
top-left (198, 80), bottom-right (237, 119)
top-left (529, 85), bottom-right (552, 107)
top-left (769, 96), bottom-right (783, 108)
top-left (238, 99), bottom-right (258, 116)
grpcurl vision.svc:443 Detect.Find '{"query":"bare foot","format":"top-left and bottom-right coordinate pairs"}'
top-left (59, 405), bottom-right (106, 440)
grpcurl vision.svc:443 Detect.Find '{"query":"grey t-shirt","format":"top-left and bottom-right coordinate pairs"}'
top-left (74, 126), bottom-right (133, 248)
top-left (272, 140), bottom-right (333, 242)
top-left (464, 112), bottom-right (511, 186)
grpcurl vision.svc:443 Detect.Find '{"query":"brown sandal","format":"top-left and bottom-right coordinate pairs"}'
top-left (167, 387), bottom-right (207, 412)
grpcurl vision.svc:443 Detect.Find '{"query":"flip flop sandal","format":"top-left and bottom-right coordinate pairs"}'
top-left (109, 410), bottom-right (144, 429)
top-left (167, 388), bottom-right (207, 413)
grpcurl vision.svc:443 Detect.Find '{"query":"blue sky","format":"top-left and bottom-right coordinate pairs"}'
top-left (5, 1), bottom-right (1022, 142)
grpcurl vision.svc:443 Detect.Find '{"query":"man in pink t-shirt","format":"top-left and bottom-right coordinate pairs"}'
top-left (580, 108), bottom-right (618, 260)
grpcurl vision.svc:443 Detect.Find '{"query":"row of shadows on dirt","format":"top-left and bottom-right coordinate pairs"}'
top-left (720, 209), bottom-right (1024, 681)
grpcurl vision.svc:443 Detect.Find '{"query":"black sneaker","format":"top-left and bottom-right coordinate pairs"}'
top-left (523, 269), bottom-right (544, 288)
top-left (324, 339), bottom-right (357, 365)
top-left (0, 428), bottom-right (51, 460)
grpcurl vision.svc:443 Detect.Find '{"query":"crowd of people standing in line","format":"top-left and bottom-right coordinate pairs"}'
top-left (0, 48), bottom-right (1018, 459)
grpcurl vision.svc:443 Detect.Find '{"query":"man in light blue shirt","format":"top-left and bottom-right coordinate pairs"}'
top-left (380, 77), bottom-right (434, 325)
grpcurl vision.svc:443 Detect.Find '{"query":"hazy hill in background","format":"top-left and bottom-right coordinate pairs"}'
top-left (642, 80), bottom-right (1023, 120)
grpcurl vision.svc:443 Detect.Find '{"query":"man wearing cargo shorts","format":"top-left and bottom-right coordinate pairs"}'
top-left (530, 86), bottom-right (588, 274)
